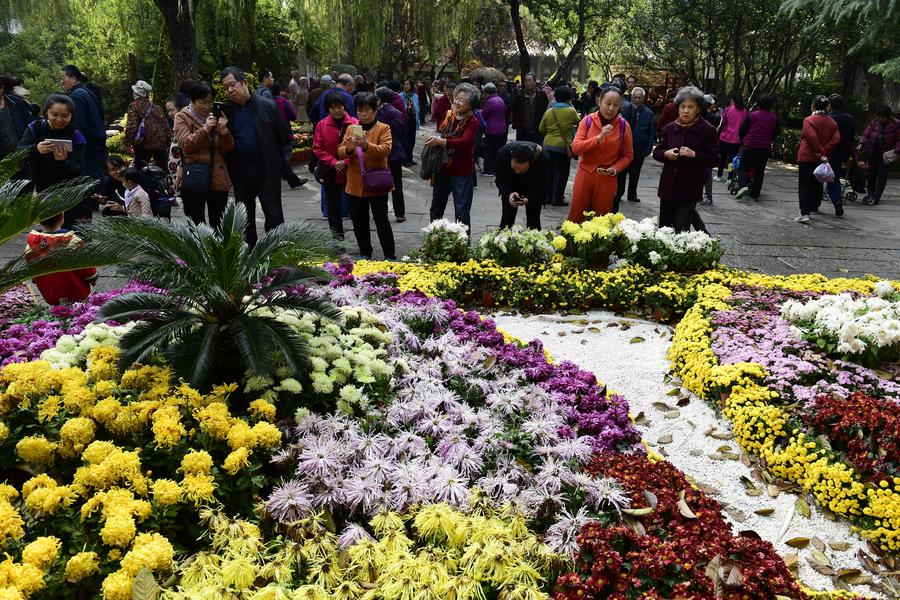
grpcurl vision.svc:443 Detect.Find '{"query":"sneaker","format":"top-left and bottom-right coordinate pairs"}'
top-left (396, 216), bottom-right (406, 223)
top-left (712, 176), bottom-right (723, 182)
top-left (627, 197), bottom-right (641, 203)
top-left (735, 186), bottom-right (750, 199)
top-left (794, 214), bottom-right (810, 223)
top-left (701, 197), bottom-right (713, 205)
top-left (835, 203), bottom-right (844, 217)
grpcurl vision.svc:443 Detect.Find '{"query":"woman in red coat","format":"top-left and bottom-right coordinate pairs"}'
top-left (313, 91), bottom-right (359, 239)
top-left (796, 95), bottom-right (841, 222)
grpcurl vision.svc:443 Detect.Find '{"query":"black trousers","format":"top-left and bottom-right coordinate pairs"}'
top-left (181, 189), bottom-right (228, 230)
top-left (659, 201), bottom-right (697, 233)
top-left (348, 193), bottom-right (396, 259)
top-left (483, 133), bottom-right (507, 175)
top-left (614, 153), bottom-right (646, 210)
top-left (323, 182), bottom-right (345, 238)
top-left (232, 174), bottom-right (283, 246)
top-left (134, 148), bottom-right (169, 169)
top-left (797, 162), bottom-right (821, 216)
top-left (717, 141), bottom-right (741, 178)
top-left (546, 150), bottom-right (572, 204)
top-left (389, 160), bottom-right (405, 218)
top-left (499, 195), bottom-right (542, 230)
top-left (737, 148), bottom-right (769, 199)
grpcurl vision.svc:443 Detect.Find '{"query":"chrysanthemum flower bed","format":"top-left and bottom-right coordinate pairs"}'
top-left (0, 263), bottom-right (865, 599)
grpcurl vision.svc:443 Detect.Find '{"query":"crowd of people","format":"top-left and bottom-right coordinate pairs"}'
top-left (1, 63), bottom-right (898, 267)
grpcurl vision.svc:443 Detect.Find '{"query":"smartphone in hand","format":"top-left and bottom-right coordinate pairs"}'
top-left (46, 139), bottom-right (73, 151)
top-left (212, 102), bottom-right (224, 119)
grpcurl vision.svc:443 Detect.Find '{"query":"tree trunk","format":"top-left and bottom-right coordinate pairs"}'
top-left (548, 1), bottom-right (588, 86)
top-left (153, 0), bottom-right (199, 85)
top-left (508, 0), bottom-right (530, 78)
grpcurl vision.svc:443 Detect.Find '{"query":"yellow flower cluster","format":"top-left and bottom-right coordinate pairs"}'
top-left (164, 503), bottom-right (560, 600)
top-left (668, 283), bottom-right (900, 553)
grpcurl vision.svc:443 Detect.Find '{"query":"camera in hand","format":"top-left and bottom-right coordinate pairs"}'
top-left (212, 102), bottom-right (223, 119)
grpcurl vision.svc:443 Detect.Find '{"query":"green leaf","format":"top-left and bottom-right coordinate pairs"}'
top-left (130, 568), bottom-right (158, 600)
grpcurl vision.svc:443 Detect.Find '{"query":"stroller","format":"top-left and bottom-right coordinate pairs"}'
top-left (843, 156), bottom-right (869, 204)
top-left (138, 162), bottom-right (176, 221)
top-left (727, 152), bottom-right (754, 195)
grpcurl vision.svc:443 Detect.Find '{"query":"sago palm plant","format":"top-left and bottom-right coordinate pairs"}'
top-left (25, 200), bottom-right (344, 391)
top-left (0, 151), bottom-right (97, 292)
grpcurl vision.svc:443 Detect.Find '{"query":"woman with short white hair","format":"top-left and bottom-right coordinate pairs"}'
top-left (652, 86), bottom-right (719, 232)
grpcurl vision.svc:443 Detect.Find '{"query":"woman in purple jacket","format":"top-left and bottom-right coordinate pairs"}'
top-left (653, 86), bottom-right (719, 232)
top-left (376, 87), bottom-right (408, 222)
top-left (480, 83), bottom-right (509, 176)
top-left (735, 95), bottom-right (780, 201)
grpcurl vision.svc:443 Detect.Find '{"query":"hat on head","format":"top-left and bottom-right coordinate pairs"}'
top-left (703, 94), bottom-right (715, 105)
top-left (321, 75), bottom-right (333, 85)
top-left (131, 80), bottom-right (152, 97)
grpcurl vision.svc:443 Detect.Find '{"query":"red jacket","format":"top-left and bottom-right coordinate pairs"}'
top-left (438, 111), bottom-right (480, 177)
top-left (313, 114), bottom-right (359, 185)
top-left (26, 230), bottom-right (97, 305)
top-left (798, 113), bottom-right (840, 163)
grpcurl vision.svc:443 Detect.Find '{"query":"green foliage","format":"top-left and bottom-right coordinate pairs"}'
top-left (0, 25), bottom-right (66, 108)
top-left (475, 226), bottom-right (555, 267)
top-left (771, 128), bottom-right (801, 164)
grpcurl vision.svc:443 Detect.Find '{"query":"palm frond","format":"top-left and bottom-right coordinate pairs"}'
top-left (165, 323), bottom-right (222, 389)
top-left (0, 150), bottom-right (27, 184)
top-left (95, 292), bottom-right (184, 323)
top-left (252, 317), bottom-right (312, 376)
top-left (227, 315), bottom-right (279, 378)
top-left (117, 314), bottom-right (202, 368)
top-left (247, 221), bottom-right (343, 273)
top-left (0, 176), bottom-right (97, 245)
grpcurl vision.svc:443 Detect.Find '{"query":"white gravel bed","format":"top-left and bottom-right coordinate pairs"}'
top-left (493, 309), bottom-right (886, 599)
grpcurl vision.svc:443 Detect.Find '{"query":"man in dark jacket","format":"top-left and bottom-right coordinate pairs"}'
top-left (826, 94), bottom-right (856, 207)
top-left (0, 76), bottom-right (33, 162)
top-left (311, 74), bottom-right (356, 123)
top-left (221, 66), bottom-right (291, 246)
top-left (60, 65), bottom-right (106, 182)
top-left (614, 87), bottom-right (654, 209)
top-left (256, 70), bottom-right (275, 99)
top-left (512, 73), bottom-right (549, 144)
top-left (494, 141), bottom-right (549, 230)
top-left (376, 87), bottom-right (407, 222)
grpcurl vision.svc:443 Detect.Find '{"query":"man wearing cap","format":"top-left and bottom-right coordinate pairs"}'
top-left (311, 73), bottom-right (356, 124)
top-left (124, 80), bottom-right (171, 168)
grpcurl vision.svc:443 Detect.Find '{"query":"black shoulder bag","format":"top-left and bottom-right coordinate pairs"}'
top-left (181, 129), bottom-right (216, 194)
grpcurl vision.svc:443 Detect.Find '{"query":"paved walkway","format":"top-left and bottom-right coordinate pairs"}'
top-left (4, 123), bottom-right (899, 288)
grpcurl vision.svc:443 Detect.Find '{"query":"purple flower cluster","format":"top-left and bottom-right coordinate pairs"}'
top-left (0, 286), bottom-right (36, 324)
top-left (0, 282), bottom-right (158, 366)
top-left (710, 286), bottom-right (900, 405)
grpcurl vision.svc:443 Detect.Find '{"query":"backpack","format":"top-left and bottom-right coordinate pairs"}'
top-left (139, 163), bottom-right (174, 221)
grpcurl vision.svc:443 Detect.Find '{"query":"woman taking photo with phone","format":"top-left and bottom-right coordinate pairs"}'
top-left (173, 81), bottom-right (234, 229)
top-left (17, 93), bottom-right (88, 227)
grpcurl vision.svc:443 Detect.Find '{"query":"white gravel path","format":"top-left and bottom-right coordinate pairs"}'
top-left (493, 310), bottom-right (887, 599)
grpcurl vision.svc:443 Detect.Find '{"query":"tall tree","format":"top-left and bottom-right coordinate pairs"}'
top-left (508, 0), bottom-right (531, 78)
top-left (153, 0), bottom-right (200, 83)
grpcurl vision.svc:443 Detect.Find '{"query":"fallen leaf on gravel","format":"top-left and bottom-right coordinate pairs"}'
top-left (754, 508), bottom-right (775, 516)
top-left (782, 554), bottom-right (799, 569)
top-left (811, 537), bottom-right (826, 552)
top-left (678, 490), bottom-right (697, 519)
top-left (657, 434), bottom-right (673, 444)
top-left (828, 541), bottom-right (851, 551)
top-left (586, 326), bottom-right (602, 333)
top-left (811, 549), bottom-right (832, 567)
top-left (786, 537), bottom-right (810, 549)
top-left (724, 507), bottom-right (747, 523)
top-left (652, 401), bottom-right (672, 411)
top-left (643, 490), bottom-right (658, 509)
top-left (807, 557), bottom-right (836, 576)
top-left (710, 431), bottom-right (733, 440)
top-left (721, 451), bottom-right (742, 460)
top-left (629, 336), bottom-right (645, 343)
top-left (571, 328), bottom-right (584, 334)
top-left (676, 397), bottom-right (691, 407)
top-left (556, 331), bottom-right (567, 336)
top-left (622, 507), bottom-right (655, 516)
top-left (709, 452), bottom-right (728, 461)
top-left (740, 454), bottom-right (752, 467)
top-left (717, 445), bottom-right (733, 453)
top-left (632, 411), bottom-right (648, 425)
top-left (666, 388), bottom-right (681, 396)
top-left (842, 573), bottom-right (873, 586)
top-left (767, 484), bottom-right (781, 498)
top-left (664, 410), bottom-right (681, 419)
top-left (795, 497), bottom-right (811, 517)
top-left (703, 426), bottom-right (715, 436)
top-left (836, 568), bottom-right (861, 579)
top-left (858, 549), bottom-right (881, 574)
top-left (689, 448), bottom-right (703, 457)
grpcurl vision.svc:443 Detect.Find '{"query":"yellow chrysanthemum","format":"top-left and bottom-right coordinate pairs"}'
top-left (100, 513), bottom-right (136, 548)
top-left (151, 405), bottom-right (185, 449)
top-left (0, 501), bottom-right (25, 545)
top-left (151, 479), bottom-right (182, 507)
top-left (180, 450), bottom-right (213, 475)
top-left (101, 570), bottom-right (133, 600)
top-left (223, 447), bottom-right (251, 475)
top-left (248, 399), bottom-right (277, 422)
top-left (21, 536), bottom-right (61, 569)
top-left (15, 435), bottom-right (57, 464)
top-left (251, 421), bottom-right (282, 448)
top-left (120, 532), bottom-right (174, 576)
top-left (59, 417), bottom-right (96, 458)
top-left (181, 473), bottom-right (217, 506)
top-left (65, 551), bottom-right (100, 582)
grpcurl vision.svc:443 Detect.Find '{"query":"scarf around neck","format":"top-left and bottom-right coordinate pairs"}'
top-left (676, 113), bottom-right (700, 128)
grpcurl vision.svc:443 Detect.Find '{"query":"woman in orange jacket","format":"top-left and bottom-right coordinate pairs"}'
top-left (568, 86), bottom-right (634, 222)
top-left (338, 92), bottom-right (396, 260)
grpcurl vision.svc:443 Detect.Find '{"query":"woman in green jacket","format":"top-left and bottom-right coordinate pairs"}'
top-left (539, 85), bottom-right (580, 206)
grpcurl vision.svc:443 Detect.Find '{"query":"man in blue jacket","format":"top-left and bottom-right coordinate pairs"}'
top-left (614, 86), bottom-right (653, 211)
top-left (310, 73), bottom-right (356, 123)
top-left (60, 65), bottom-right (107, 182)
